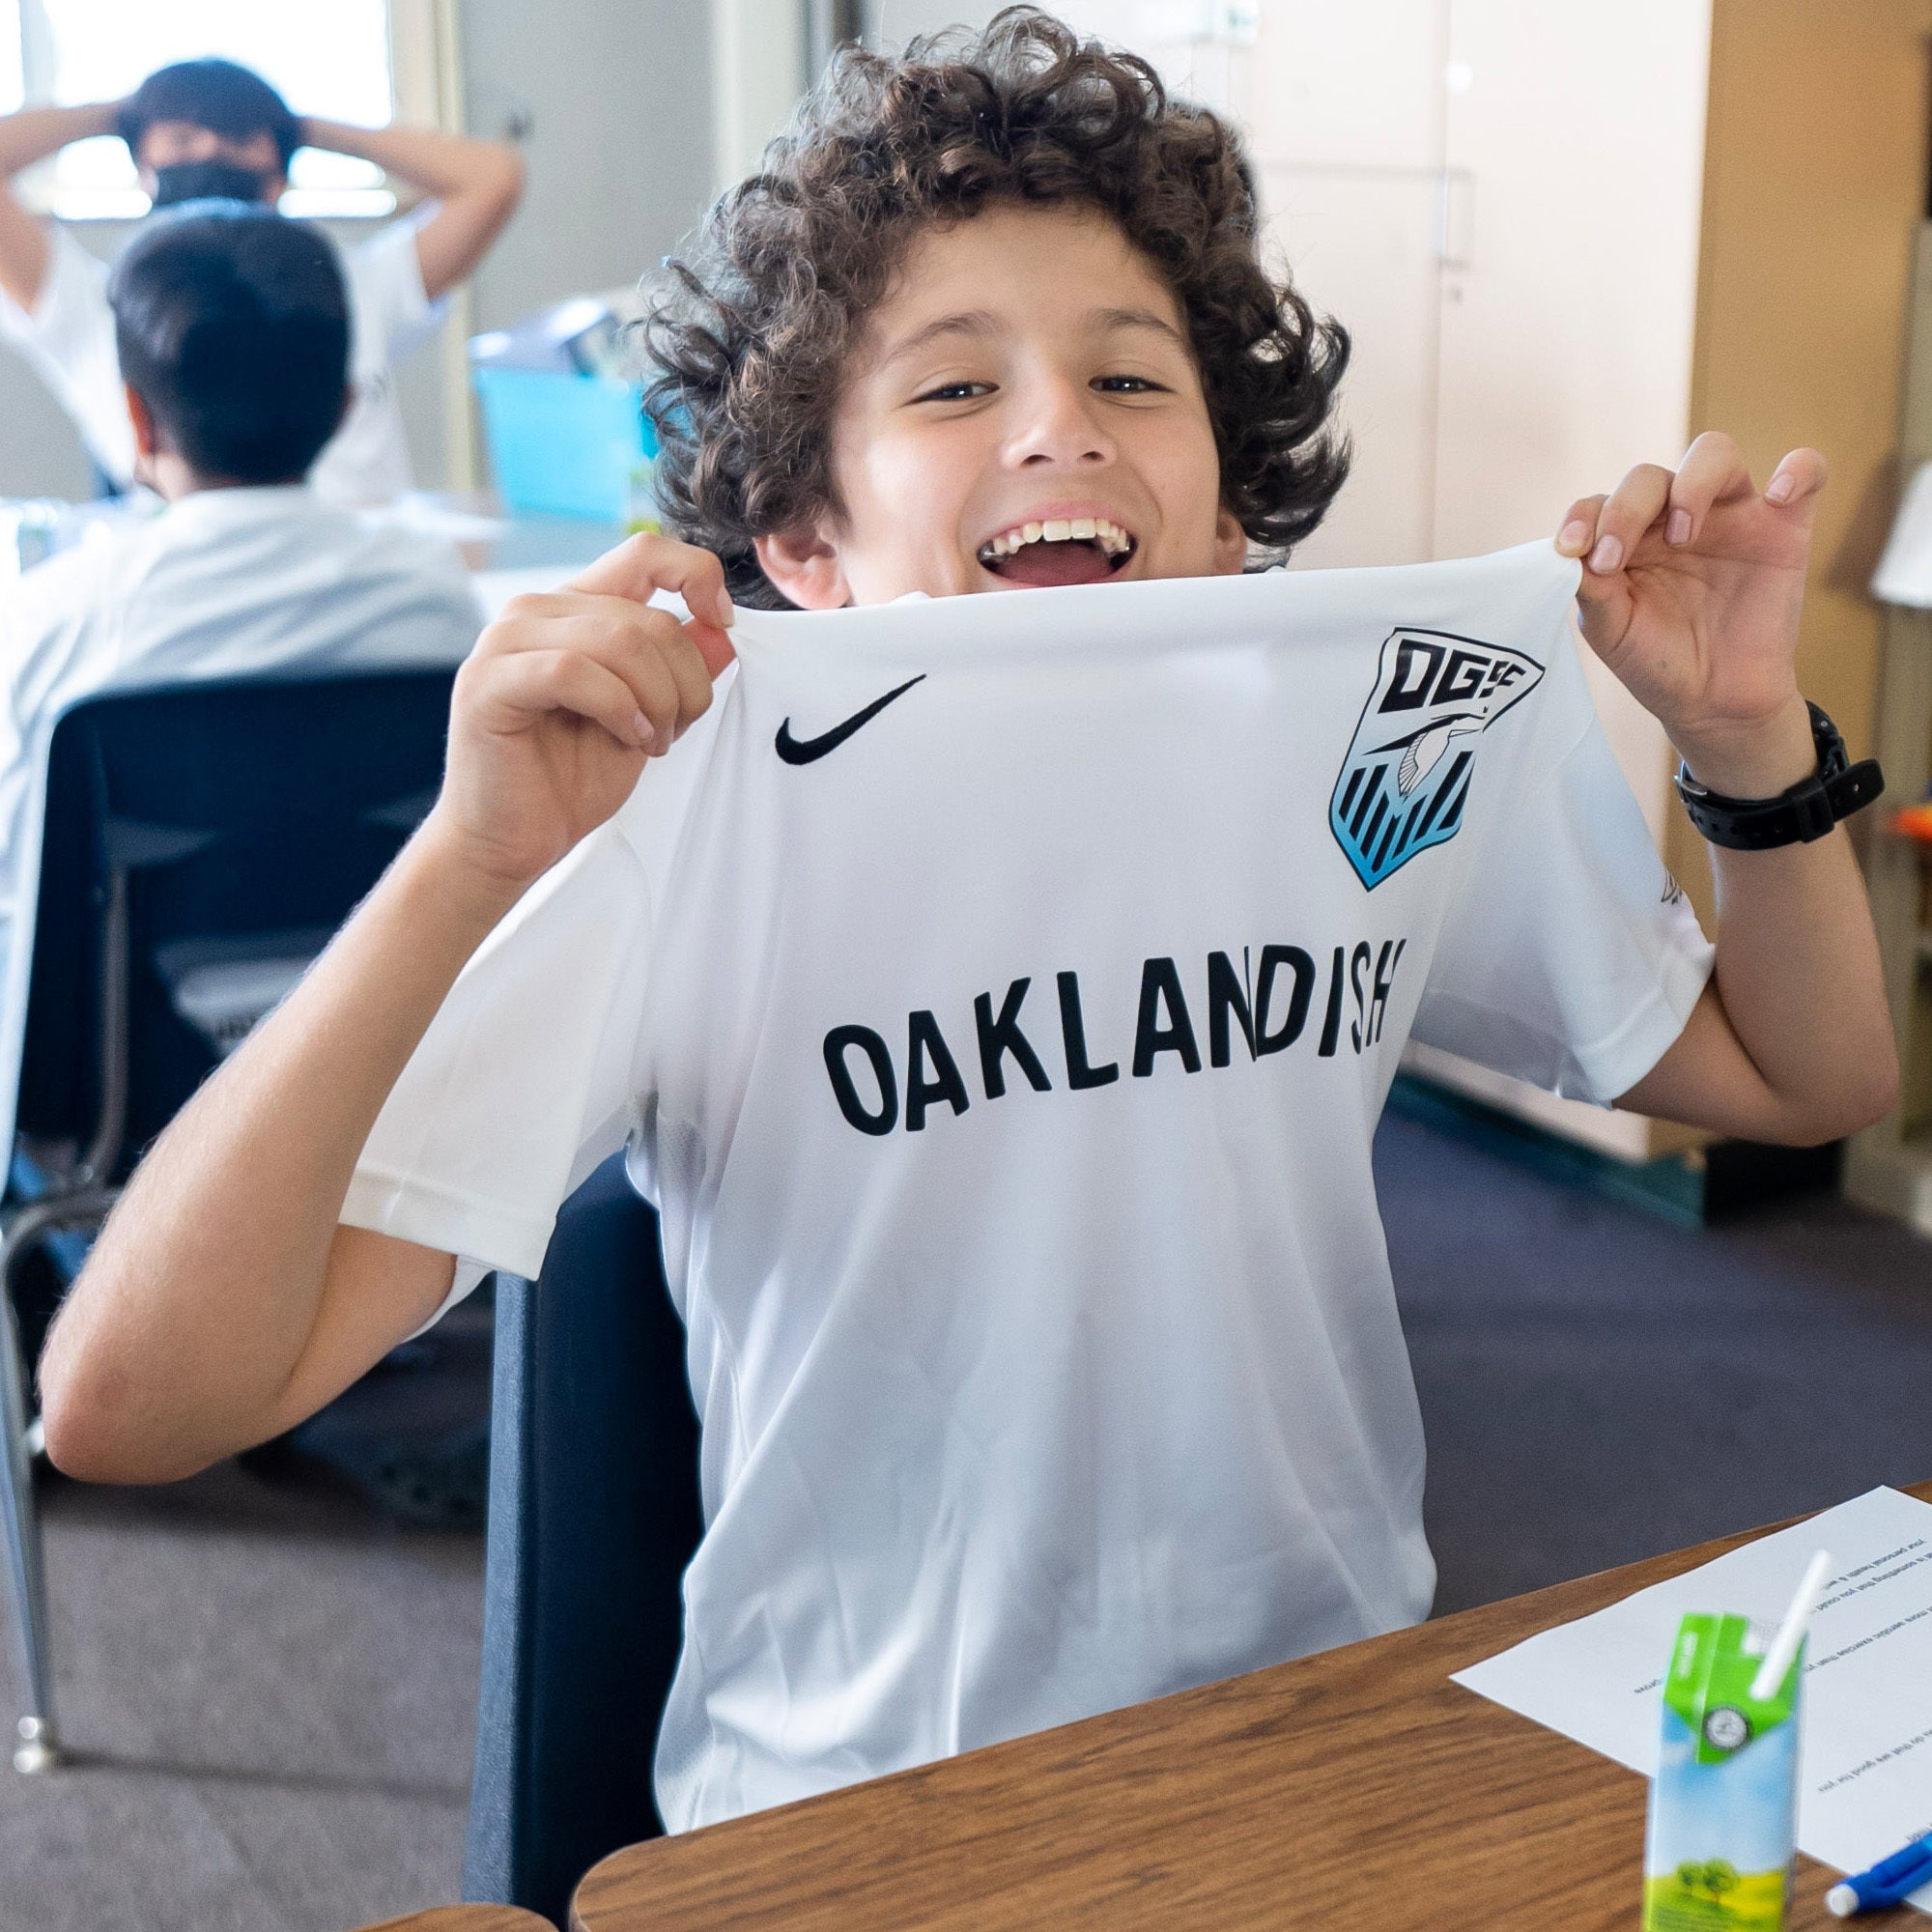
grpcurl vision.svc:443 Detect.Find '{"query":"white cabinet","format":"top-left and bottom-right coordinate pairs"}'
top-left (1429, 0), bottom-right (1710, 567)
top-left (1257, 164), bottom-right (1442, 572)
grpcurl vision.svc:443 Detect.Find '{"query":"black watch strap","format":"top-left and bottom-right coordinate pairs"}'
top-left (1674, 702), bottom-right (1884, 851)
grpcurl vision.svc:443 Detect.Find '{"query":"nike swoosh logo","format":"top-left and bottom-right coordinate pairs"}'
top-left (775, 674), bottom-right (927, 765)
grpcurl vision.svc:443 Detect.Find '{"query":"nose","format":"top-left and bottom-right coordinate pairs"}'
top-left (1004, 370), bottom-right (1116, 471)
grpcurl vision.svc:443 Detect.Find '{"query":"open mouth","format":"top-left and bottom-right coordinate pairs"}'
top-left (977, 516), bottom-right (1138, 587)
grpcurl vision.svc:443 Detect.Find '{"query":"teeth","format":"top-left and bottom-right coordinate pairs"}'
top-left (978, 516), bottom-right (1136, 563)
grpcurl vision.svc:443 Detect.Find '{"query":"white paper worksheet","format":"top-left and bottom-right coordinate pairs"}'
top-left (1454, 1488), bottom-right (1932, 1912)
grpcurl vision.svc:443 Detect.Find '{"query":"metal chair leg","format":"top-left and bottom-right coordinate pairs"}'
top-left (0, 1188), bottom-right (119, 1775)
top-left (0, 1288), bottom-right (54, 1772)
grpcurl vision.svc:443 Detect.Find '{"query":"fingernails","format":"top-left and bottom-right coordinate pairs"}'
top-left (1665, 508), bottom-right (1691, 547)
top-left (1766, 472), bottom-right (1795, 504)
top-left (633, 710), bottom-right (655, 751)
top-left (1558, 519), bottom-right (1591, 554)
top-left (715, 590), bottom-right (736, 629)
top-left (1589, 534), bottom-right (1623, 574)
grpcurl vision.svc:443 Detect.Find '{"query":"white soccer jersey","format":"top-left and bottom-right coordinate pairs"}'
top-left (344, 541), bottom-right (1712, 1830)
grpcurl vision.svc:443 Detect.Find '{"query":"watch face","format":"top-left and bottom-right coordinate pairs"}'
top-left (1703, 1706), bottom-right (1751, 1752)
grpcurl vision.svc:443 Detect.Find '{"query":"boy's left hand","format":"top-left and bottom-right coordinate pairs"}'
top-left (1555, 431), bottom-right (1826, 797)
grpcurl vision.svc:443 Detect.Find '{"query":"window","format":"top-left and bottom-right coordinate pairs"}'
top-left (1, 0), bottom-right (397, 218)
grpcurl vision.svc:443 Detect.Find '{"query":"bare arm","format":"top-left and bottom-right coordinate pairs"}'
top-left (39, 535), bottom-right (734, 1486)
top-left (300, 116), bottom-right (524, 303)
top-left (1620, 783), bottom-right (1897, 1144)
top-left (0, 100), bottom-right (121, 311)
top-left (40, 834), bottom-right (519, 1484)
top-left (1553, 435), bottom-right (1899, 1144)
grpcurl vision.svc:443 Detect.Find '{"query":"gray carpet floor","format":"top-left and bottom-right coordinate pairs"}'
top-left (0, 1457), bottom-right (482, 1932)
top-left (1382, 1112), bottom-right (1932, 1613)
top-left (2, 1109), bottom-right (1931, 1930)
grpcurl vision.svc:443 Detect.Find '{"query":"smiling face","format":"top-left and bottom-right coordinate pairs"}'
top-left (753, 203), bottom-right (1248, 608)
top-left (134, 123), bottom-right (286, 201)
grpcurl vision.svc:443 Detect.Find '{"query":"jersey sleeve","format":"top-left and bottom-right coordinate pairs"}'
top-left (340, 818), bottom-right (657, 1281)
top-left (1409, 633), bottom-right (1715, 1106)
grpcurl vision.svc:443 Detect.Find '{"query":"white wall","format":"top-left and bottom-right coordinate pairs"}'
top-left (461, 0), bottom-right (715, 336)
top-left (865, 2), bottom-right (1005, 46)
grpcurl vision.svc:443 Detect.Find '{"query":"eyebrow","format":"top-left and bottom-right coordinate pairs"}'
top-left (1088, 305), bottom-right (1190, 349)
top-left (877, 309), bottom-right (1000, 370)
top-left (877, 303), bottom-right (1192, 372)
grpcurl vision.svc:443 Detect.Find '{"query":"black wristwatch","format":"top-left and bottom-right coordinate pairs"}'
top-left (1673, 702), bottom-right (1884, 851)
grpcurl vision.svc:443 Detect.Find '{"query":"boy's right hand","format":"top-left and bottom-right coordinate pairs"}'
top-left (424, 533), bottom-right (736, 898)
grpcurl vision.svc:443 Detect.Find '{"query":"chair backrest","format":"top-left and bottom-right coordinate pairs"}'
top-left (465, 1152), bottom-right (704, 1925)
top-left (17, 669), bottom-right (455, 1174)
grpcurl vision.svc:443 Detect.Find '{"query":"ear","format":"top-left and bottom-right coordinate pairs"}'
top-left (124, 384), bottom-right (158, 462)
top-left (753, 521), bottom-right (853, 611)
top-left (1212, 505), bottom-right (1249, 576)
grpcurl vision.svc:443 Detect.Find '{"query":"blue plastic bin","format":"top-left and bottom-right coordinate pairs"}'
top-left (472, 367), bottom-right (656, 522)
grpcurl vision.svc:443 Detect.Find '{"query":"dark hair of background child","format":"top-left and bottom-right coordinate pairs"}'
top-left (643, 6), bottom-right (1351, 610)
top-left (108, 203), bottom-right (350, 485)
top-left (115, 60), bottom-right (302, 173)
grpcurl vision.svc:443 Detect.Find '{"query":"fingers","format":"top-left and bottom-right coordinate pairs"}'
top-left (1553, 437), bottom-right (1831, 567)
top-left (1765, 446), bottom-right (1829, 509)
top-left (1555, 494), bottom-right (1629, 626)
top-left (1576, 462), bottom-right (1675, 576)
top-left (1656, 430), bottom-right (1746, 547)
top-left (464, 648), bottom-right (656, 752)
top-left (568, 532), bottom-right (737, 671)
top-left (475, 592), bottom-right (717, 751)
top-left (1556, 496), bottom-right (1607, 560)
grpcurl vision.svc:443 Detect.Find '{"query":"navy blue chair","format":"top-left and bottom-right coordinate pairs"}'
top-left (465, 1151), bottom-right (703, 1926)
top-left (0, 668), bottom-right (457, 1776)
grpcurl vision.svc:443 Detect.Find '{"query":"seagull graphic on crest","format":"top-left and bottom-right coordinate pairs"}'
top-left (1369, 709), bottom-right (1489, 798)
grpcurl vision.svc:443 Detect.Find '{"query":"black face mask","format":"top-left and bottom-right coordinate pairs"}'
top-left (151, 159), bottom-right (275, 209)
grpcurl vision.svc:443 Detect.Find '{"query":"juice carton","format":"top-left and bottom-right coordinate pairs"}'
top-left (1642, 1611), bottom-right (1803, 1932)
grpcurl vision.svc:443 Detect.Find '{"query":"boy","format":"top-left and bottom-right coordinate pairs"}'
top-left (40, 13), bottom-right (1894, 1831)
top-left (0, 203), bottom-right (482, 1140)
top-left (0, 58), bottom-right (523, 502)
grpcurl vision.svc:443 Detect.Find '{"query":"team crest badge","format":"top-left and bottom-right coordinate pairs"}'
top-left (1330, 628), bottom-right (1544, 889)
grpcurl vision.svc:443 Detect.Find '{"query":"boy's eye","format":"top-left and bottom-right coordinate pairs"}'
top-left (1094, 375), bottom-right (1164, 393)
top-left (914, 380), bottom-right (994, 403)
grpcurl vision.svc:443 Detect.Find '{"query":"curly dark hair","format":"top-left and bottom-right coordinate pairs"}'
top-left (643, 7), bottom-right (1350, 609)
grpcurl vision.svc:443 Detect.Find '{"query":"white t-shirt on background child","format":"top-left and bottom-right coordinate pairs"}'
top-left (0, 484), bottom-right (482, 1158)
top-left (0, 216), bottom-right (440, 504)
top-left (343, 541), bottom-right (1712, 1832)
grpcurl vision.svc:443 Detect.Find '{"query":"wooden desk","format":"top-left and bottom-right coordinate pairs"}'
top-left (353, 1909), bottom-right (553, 1932)
top-left (574, 1482), bottom-right (1932, 1932)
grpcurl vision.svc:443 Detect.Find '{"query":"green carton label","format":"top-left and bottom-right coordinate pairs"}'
top-left (1643, 1613), bottom-right (1801, 1932)
top-left (1662, 1613), bottom-right (1800, 1765)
